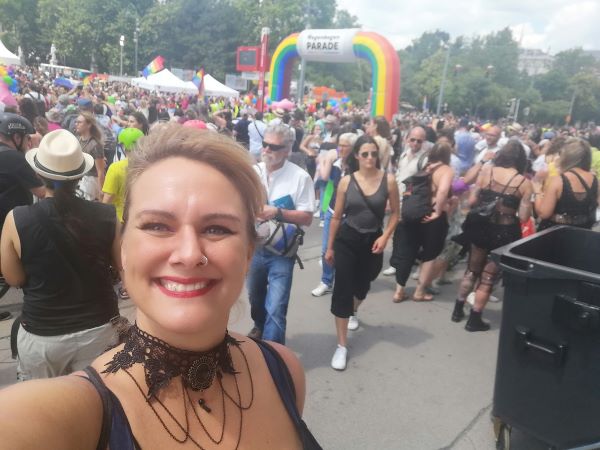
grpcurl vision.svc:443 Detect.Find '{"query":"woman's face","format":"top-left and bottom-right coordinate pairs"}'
top-left (128, 115), bottom-right (142, 130)
top-left (121, 157), bottom-right (253, 343)
top-left (366, 120), bottom-right (377, 136)
top-left (313, 124), bottom-right (322, 136)
top-left (356, 142), bottom-right (379, 170)
top-left (75, 115), bottom-right (89, 135)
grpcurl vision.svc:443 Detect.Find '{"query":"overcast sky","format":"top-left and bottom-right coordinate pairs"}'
top-left (337, 0), bottom-right (599, 54)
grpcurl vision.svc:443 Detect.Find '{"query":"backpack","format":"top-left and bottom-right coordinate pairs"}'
top-left (401, 170), bottom-right (434, 222)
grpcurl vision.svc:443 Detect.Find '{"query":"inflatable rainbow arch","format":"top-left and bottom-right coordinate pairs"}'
top-left (268, 31), bottom-right (401, 120)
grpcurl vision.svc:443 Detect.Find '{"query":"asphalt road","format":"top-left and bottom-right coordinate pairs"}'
top-left (0, 221), bottom-right (552, 449)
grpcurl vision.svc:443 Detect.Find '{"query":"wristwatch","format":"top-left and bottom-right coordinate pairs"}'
top-left (275, 208), bottom-right (284, 222)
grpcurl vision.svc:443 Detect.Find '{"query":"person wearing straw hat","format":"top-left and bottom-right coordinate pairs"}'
top-left (1, 129), bottom-right (122, 380)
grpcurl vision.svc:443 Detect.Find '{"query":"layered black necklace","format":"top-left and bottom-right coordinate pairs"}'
top-left (103, 324), bottom-right (254, 449)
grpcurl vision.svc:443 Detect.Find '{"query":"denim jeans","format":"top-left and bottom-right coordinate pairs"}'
top-left (320, 210), bottom-right (335, 287)
top-left (247, 248), bottom-right (295, 344)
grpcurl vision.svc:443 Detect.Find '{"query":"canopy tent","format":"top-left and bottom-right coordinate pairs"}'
top-left (0, 40), bottom-right (21, 66)
top-left (131, 69), bottom-right (197, 94)
top-left (186, 74), bottom-right (239, 98)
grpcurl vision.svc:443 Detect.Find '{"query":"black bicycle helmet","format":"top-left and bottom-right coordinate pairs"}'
top-left (0, 113), bottom-right (35, 136)
top-left (0, 113), bottom-right (35, 152)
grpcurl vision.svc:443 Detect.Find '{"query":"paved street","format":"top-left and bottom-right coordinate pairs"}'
top-left (0, 221), bottom-right (548, 449)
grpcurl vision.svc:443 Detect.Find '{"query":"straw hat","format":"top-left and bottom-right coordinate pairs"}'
top-left (26, 129), bottom-right (94, 181)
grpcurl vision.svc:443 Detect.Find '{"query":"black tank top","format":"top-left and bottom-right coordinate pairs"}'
top-left (554, 171), bottom-right (598, 220)
top-left (13, 198), bottom-right (118, 336)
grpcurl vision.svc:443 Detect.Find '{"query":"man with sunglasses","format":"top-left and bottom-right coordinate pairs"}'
top-left (247, 124), bottom-right (315, 344)
top-left (382, 126), bottom-right (429, 277)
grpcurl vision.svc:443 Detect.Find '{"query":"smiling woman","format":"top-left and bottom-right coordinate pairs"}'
top-left (0, 124), bottom-right (322, 450)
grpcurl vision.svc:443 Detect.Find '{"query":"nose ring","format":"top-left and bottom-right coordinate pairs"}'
top-left (199, 255), bottom-right (208, 266)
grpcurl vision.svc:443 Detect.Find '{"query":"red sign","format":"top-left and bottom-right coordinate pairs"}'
top-left (236, 46), bottom-right (261, 72)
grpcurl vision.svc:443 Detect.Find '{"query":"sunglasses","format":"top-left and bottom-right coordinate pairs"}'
top-left (262, 140), bottom-right (287, 151)
top-left (359, 151), bottom-right (378, 159)
top-left (409, 138), bottom-right (423, 144)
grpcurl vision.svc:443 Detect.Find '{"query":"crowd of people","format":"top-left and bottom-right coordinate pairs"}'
top-left (0, 63), bottom-right (599, 448)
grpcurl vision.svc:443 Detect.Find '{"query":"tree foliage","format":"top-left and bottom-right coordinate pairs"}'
top-left (1, 1), bottom-right (600, 123)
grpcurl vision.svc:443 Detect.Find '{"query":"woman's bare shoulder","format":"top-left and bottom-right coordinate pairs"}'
top-left (0, 375), bottom-right (103, 449)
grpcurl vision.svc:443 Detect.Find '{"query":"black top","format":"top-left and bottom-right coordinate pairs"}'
top-left (13, 198), bottom-right (118, 336)
top-left (344, 174), bottom-right (388, 233)
top-left (554, 171), bottom-right (598, 222)
top-left (233, 117), bottom-right (250, 145)
top-left (0, 144), bottom-right (43, 226)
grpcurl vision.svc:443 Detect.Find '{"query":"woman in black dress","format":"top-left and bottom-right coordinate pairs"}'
top-left (452, 141), bottom-right (533, 331)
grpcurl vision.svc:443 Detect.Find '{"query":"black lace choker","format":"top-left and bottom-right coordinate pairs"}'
top-left (103, 324), bottom-right (240, 397)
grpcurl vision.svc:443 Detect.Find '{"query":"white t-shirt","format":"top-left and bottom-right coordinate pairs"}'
top-left (248, 120), bottom-right (267, 156)
top-left (254, 161), bottom-right (315, 214)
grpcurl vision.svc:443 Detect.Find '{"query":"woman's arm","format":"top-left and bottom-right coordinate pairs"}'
top-left (518, 179), bottom-right (533, 222)
top-left (324, 176), bottom-right (349, 266)
top-left (422, 166), bottom-right (454, 223)
top-left (95, 158), bottom-right (106, 193)
top-left (372, 174), bottom-right (399, 253)
top-left (0, 211), bottom-right (26, 287)
top-left (0, 376), bottom-right (103, 450)
top-left (468, 164), bottom-right (491, 208)
top-left (318, 149), bottom-right (338, 181)
top-left (299, 136), bottom-right (317, 157)
top-left (534, 176), bottom-right (561, 219)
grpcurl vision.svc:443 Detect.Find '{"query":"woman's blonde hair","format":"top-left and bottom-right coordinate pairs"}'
top-left (559, 137), bottom-right (591, 172)
top-left (123, 124), bottom-right (265, 242)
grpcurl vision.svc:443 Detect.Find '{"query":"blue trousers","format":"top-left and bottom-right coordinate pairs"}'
top-left (320, 210), bottom-right (335, 287)
top-left (247, 248), bottom-right (295, 344)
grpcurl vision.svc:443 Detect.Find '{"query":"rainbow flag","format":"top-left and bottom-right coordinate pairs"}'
top-left (83, 73), bottom-right (96, 86)
top-left (142, 56), bottom-right (165, 78)
top-left (192, 68), bottom-right (205, 93)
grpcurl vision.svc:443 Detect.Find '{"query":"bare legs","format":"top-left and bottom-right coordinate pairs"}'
top-left (413, 260), bottom-right (436, 300)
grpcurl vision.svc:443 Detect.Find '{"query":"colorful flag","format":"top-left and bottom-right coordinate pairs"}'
top-left (83, 73), bottom-right (96, 86)
top-left (192, 68), bottom-right (205, 93)
top-left (142, 56), bottom-right (165, 78)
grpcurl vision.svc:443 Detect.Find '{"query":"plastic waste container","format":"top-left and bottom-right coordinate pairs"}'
top-left (491, 226), bottom-right (600, 450)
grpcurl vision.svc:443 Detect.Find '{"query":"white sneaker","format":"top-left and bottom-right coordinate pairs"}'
top-left (348, 315), bottom-right (359, 330)
top-left (319, 220), bottom-right (324, 228)
top-left (313, 210), bottom-right (321, 218)
top-left (382, 266), bottom-right (396, 276)
top-left (311, 282), bottom-right (332, 297)
top-left (466, 292), bottom-right (475, 306)
top-left (331, 345), bottom-right (348, 370)
top-left (467, 292), bottom-right (500, 304)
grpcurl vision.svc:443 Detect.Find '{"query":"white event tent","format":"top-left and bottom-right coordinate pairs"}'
top-left (186, 74), bottom-right (239, 98)
top-left (132, 69), bottom-right (240, 97)
top-left (0, 40), bottom-right (21, 66)
top-left (131, 69), bottom-right (198, 94)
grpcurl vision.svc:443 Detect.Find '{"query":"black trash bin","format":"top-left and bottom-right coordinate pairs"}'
top-left (491, 226), bottom-right (600, 450)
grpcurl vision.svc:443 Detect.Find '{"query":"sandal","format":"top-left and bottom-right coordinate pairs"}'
top-left (392, 293), bottom-right (409, 303)
top-left (412, 292), bottom-right (434, 302)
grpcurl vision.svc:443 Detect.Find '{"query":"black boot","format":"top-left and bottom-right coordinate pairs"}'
top-left (451, 300), bottom-right (465, 322)
top-left (465, 309), bottom-right (490, 332)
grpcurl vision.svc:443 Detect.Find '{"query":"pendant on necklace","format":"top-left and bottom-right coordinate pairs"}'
top-left (198, 398), bottom-right (212, 413)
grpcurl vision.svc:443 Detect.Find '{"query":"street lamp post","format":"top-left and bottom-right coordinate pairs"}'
top-left (119, 35), bottom-right (125, 76)
top-left (436, 42), bottom-right (451, 116)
